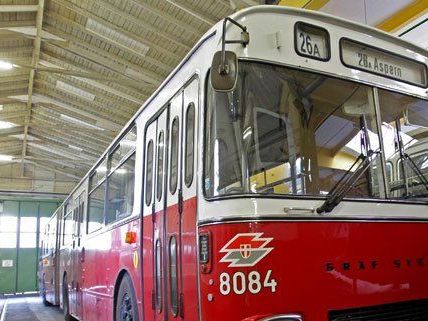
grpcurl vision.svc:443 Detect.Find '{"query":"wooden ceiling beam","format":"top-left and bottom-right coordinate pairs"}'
top-left (128, 0), bottom-right (202, 37)
top-left (0, 20), bottom-right (36, 28)
top-left (165, 0), bottom-right (217, 25)
top-left (0, 5), bottom-right (38, 12)
top-left (96, 0), bottom-right (193, 50)
top-left (35, 81), bottom-right (131, 126)
top-left (21, 0), bottom-right (45, 174)
top-left (43, 15), bottom-right (173, 74)
top-left (50, 0), bottom-right (183, 61)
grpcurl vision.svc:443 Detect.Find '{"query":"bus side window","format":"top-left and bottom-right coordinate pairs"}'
top-left (170, 117), bottom-right (180, 194)
top-left (87, 166), bottom-right (106, 234)
top-left (145, 140), bottom-right (154, 206)
top-left (107, 126), bottom-right (137, 224)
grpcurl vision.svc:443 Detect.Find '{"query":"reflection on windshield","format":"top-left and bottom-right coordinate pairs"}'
top-left (204, 62), bottom-right (384, 198)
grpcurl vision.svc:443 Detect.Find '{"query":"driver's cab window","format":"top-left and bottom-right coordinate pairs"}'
top-left (205, 62), bottom-right (382, 198)
top-left (378, 89), bottom-right (428, 200)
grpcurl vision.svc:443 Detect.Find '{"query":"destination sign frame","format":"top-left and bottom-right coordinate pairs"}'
top-left (294, 22), bottom-right (330, 62)
top-left (340, 38), bottom-right (428, 88)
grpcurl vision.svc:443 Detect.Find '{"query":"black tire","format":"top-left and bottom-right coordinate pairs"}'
top-left (63, 275), bottom-right (73, 321)
top-left (115, 274), bottom-right (139, 321)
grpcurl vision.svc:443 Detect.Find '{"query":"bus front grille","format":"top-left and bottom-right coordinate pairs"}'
top-left (329, 299), bottom-right (428, 321)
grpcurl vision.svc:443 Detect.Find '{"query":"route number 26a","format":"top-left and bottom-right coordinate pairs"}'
top-left (219, 270), bottom-right (277, 295)
top-left (299, 32), bottom-right (321, 58)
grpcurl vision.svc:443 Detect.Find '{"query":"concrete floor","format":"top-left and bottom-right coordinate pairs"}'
top-left (1, 296), bottom-right (63, 321)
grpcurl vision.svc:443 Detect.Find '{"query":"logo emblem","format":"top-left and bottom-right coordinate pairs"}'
top-left (220, 233), bottom-right (274, 267)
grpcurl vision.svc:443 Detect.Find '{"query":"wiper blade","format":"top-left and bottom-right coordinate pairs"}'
top-left (316, 149), bottom-right (380, 214)
top-left (401, 152), bottom-right (428, 193)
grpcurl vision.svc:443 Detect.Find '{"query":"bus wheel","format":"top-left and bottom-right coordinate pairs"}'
top-left (63, 275), bottom-right (73, 321)
top-left (116, 274), bottom-right (139, 321)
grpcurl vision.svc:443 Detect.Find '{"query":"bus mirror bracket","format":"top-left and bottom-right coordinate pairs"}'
top-left (211, 17), bottom-right (249, 92)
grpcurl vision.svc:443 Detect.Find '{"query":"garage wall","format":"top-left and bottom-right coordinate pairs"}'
top-left (0, 199), bottom-right (61, 294)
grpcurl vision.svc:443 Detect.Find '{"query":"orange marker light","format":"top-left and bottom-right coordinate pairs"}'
top-left (125, 231), bottom-right (137, 244)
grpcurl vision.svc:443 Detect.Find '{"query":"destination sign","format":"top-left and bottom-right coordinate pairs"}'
top-left (341, 39), bottom-right (427, 87)
top-left (295, 22), bottom-right (330, 61)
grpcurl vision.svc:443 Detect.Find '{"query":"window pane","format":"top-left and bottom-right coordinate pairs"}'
top-left (157, 131), bottom-right (164, 201)
top-left (90, 158), bottom-right (107, 191)
top-left (39, 217), bottom-right (50, 233)
top-left (185, 103), bottom-right (195, 187)
top-left (205, 62), bottom-right (382, 198)
top-left (63, 212), bottom-right (73, 245)
top-left (146, 140), bottom-right (154, 206)
top-left (106, 153), bottom-right (136, 224)
top-left (169, 236), bottom-right (178, 316)
top-left (0, 232), bottom-right (17, 248)
top-left (20, 217), bottom-right (37, 232)
top-left (378, 89), bottom-right (428, 200)
top-left (155, 240), bottom-right (162, 311)
top-left (170, 118), bottom-right (179, 194)
top-left (111, 126), bottom-right (137, 170)
top-left (0, 215), bottom-right (17, 232)
top-left (19, 233), bottom-right (37, 248)
top-left (88, 181), bottom-right (105, 233)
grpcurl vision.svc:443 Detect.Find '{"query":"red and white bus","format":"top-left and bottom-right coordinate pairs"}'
top-left (39, 6), bottom-right (428, 321)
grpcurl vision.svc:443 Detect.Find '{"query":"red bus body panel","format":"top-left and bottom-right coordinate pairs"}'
top-left (199, 221), bottom-right (428, 321)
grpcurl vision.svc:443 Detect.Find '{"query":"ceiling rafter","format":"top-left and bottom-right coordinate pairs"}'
top-left (21, 0), bottom-right (45, 174)
top-left (96, 0), bottom-right (193, 50)
top-left (165, 0), bottom-right (218, 25)
top-left (43, 16), bottom-right (174, 74)
top-left (39, 47), bottom-right (153, 92)
top-left (0, 5), bottom-right (38, 12)
top-left (43, 40), bottom-right (163, 85)
top-left (50, 0), bottom-right (184, 61)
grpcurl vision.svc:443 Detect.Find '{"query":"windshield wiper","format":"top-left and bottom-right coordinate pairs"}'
top-left (316, 149), bottom-right (380, 214)
top-left (398, 152), bottom-right (428, 195)
top-left (394, 119), bottom-right (428, 196)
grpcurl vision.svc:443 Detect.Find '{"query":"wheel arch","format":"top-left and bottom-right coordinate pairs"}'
top-left (113, 268), bottom-right (136, 321)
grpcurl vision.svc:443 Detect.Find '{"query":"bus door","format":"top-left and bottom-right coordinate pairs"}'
top-left (166, 92), bottom-right (183, 319)
top-left (150, 107), bottom-right (168, 321)
top-left (180, 79), bottom-right (198, 321)
top-left (71, 191), bottom-right (85, 319)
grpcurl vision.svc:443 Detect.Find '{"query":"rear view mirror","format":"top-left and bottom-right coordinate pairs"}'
top-left (210, 50), bottom-right (238, 92)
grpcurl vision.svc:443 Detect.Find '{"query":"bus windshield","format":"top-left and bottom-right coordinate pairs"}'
top-left (204, 61), bottom-right (428, 201)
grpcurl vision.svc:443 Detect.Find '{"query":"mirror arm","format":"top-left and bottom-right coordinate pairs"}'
top-left (220, 17), bottom-right (250, 75)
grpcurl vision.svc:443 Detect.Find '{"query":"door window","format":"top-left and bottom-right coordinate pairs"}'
top-left (185, 103), bottom-right (195, 187)
top-left (146, 140), bottom-right (154, 206)
top-left (170, 117), bottom-right (180, 194)
top-left (169, 236), bottom-right (178, 316)
top-left (155, 239), bottom-right (162, 312)
top-left (157, 131), bottom-right (165, 201)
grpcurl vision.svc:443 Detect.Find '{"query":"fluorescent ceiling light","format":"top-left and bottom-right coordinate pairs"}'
top-left (0, 121), bottom-right (16, 129)
top-left (0, 60), bottom-right (13, 70)
top-left (56, 80), bottom-right (96, 101)
top-left (0, 105), bottom-right (3, 111)
top-left (69, 144), bottom-right (83, 152)
top-left (60, 114), bottom-right (104, 131)
top-left (0, 155), bottom-right (13, 162)
top-left (10, 134), bottom-right (38, 141)
top-left (86, 19), bottom-right (149, 57)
